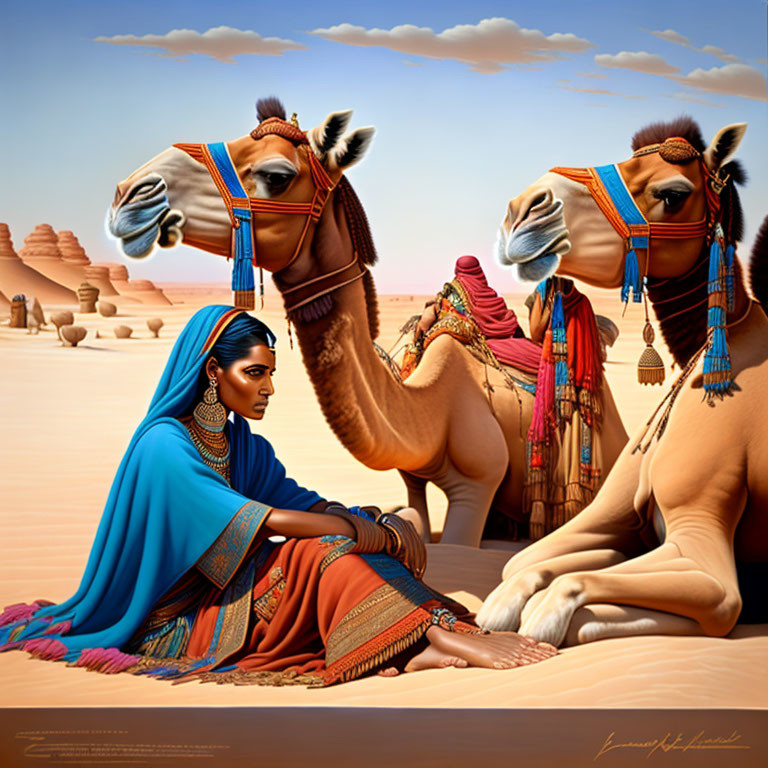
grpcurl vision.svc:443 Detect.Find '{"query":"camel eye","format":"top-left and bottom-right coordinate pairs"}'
top-left (259, 171), bottom-right (295, 195)
top-left (251, 159), bottom-right (298, 197)
top-left (653, 187), bottom-right (690, 212)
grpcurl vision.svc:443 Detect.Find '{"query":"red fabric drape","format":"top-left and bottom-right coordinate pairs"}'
top-left (453, 256), bottom-right (542, 374)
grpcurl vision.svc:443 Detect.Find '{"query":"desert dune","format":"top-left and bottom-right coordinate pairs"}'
top-left (92, 262), bottom-right (172, 305)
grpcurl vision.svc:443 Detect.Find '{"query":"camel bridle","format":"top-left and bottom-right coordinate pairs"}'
top-left (549, 137), bottom-right (720, 303)
top-left (174, 119), bottom-right (367, 313)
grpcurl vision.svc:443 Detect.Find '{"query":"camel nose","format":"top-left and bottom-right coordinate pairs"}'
top-left (112, 182), bottom-right (128, 209)
top-left (506, 187), bottom-right (554, 233)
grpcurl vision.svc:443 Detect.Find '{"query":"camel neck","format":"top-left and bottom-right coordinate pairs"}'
top-left (646, 253), bottom-right (750, 367)
top-left (289, 278), bottom-right (430, 470)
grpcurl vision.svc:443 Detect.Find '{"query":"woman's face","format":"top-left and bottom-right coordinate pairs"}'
top-left (208, 344), bottom-right (276, 421)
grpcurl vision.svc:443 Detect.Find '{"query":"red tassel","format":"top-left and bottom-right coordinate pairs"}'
top-left (23, 637), bottom-right (67, 661)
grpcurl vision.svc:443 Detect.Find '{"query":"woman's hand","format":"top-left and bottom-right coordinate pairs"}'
top-left (378, 513), bottom-right (427, 580)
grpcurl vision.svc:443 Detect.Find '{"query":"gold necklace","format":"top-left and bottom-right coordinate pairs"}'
top-left (180, 415), bottom-right (231, 483)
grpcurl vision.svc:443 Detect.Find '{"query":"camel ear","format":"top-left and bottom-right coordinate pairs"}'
top-left (308, 110), bottom-right (354, 159)
top-left (327, 126), bottom-right (376, 171)
top-left (704, 123), bottom-right (747, 171)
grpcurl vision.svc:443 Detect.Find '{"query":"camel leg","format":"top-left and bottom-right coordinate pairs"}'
top-left (564, 604), bottom-right (701, 645)
top-left (477, 548), bottom-right (627, 631)
top-left (499, 442), bottom-right (647, 582)
top-left (518, 541), bottom-right (741, 646)
top-left (439, 475), bottom-right (500, 547)
top-left (399, 470), bottom-right (430, 542)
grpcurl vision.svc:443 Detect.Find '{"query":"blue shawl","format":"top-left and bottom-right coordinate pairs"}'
top-left (0, 305), bottom-right (321, 663)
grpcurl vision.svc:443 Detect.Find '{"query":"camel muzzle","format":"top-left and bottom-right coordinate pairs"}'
top-left (496, 186), bottom-right (571, 283)
top-left (108, 173), bottom-right (185, 259)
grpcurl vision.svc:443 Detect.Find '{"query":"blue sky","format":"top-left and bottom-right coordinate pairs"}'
top-left (1, 0), bottom-right (766, 292)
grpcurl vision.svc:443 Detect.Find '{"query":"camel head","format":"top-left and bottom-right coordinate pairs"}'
top-left (108, 97), bottom-right (375, 279)
top-left (496, 117), bottom-right (747, 288)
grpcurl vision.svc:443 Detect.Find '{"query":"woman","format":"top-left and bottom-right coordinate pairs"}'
top-left (0, 306), bottom-right (554, 686)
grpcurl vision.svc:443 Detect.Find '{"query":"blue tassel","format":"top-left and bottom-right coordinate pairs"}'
top-left (725, 244), bottom-right (735, 312)
top-left (707, 306), bottom-right (726, 328)
top-left (704, 327), bottom-right (729, 370)
top-left (555, 360), bottom-right (569, 387)
top-left (621, 246), bottom-right (642, 303)
top-left (551, 291), bottom-right (565, 333)
top-left (232, 213), bottom-right (255, 294)
top-left (708, 238), bottom-right (723, 293)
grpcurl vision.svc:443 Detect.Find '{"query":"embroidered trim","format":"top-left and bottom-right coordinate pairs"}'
top-left (252, 566), bottom-right (286, 623)
top-left (208, 557), bottom-right (257, 665)
top-left (318, 537), bottom-right (356, 573)
top-left (197, 501), bottom-right (271, 589)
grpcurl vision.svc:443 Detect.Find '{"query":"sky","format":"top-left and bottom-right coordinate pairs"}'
top-left (1, 0), bottom-right (766, 293)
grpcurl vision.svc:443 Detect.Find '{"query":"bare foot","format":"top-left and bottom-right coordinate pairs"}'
top-left (424, 626), bottom-right (557, 670)
top-left (377, 667), bottom-right (401, 677)
top-left (403, 644), bottom-right (469, 673)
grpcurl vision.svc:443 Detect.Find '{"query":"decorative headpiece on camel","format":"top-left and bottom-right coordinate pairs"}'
top-left (108, 97), bottom-right (375, 311)
top-left (496, 116), bottom-right (748, 401)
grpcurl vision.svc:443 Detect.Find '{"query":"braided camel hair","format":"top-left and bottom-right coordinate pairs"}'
top-left (107, 98), bottom-right (628, 547)
top-left (479, 116), bottom-right (768, 646)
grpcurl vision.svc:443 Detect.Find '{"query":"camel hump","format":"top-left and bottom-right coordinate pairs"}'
top-left (749, 214), bottom-right (768, 313)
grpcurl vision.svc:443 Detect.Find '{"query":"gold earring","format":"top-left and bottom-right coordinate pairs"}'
top-left (193, 377), bottom-right (227, 432)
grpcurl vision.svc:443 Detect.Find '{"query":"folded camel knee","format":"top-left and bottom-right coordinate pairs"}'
top-left (699, 592), bottom-right (742, 637)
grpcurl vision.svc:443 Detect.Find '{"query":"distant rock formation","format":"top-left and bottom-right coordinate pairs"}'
top-left (0, 223), bottom-right (76, 305)
top-left (57, 230), bottom-right (90, 266)
top-left (17, 226), bottom-right (124, 302)
top-left (92, 261), bottom-right (171, 305)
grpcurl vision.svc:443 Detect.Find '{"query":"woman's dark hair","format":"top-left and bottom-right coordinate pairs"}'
top-left (196, 312), bottom-right (276, 397)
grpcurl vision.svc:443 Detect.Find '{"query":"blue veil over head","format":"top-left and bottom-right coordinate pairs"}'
top-left (0, 305), bottom-right (320, 664)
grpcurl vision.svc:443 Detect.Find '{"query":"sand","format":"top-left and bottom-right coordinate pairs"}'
top-left (0, 283), bottom-right (765, 765)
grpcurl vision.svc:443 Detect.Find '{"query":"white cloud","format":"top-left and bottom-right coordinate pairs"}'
top-left (649, 28), bottom-right (690, 46)
top-left (93, 26), bottom-right (306, 63)
top-left (595, 51), bottom-right (680, 76)
top-left (595, 51), bottom-right (767, 102)
top-left (648, 28), bottom-right (740, 63)
top-left (670, 63), bottom-right (768, 102)
top-left (558, 86), bottom-right (647, 100)
top-left (576, 71), bottom-right (608, 79)
top-left (698, 45), bottom-right (740, 64)
top-left (665, 93), bottom-right (725, 108)
top-left (310, 18), bottom-right (594, 73)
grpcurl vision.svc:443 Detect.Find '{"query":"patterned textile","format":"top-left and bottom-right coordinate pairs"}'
top-left (137, 537), bottom-right (478, 687)
top-left (524, 277), bottom-right (605, 539)
top-left (197, 501), bottom-right (272, 589)
top-left (453, 256), bottom-right (541, 374)
top-left (401, 256), bottom-right (541, 381)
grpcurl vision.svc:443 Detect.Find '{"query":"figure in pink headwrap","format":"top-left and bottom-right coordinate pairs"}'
top-left (408, 255), bottom-right (541, 377)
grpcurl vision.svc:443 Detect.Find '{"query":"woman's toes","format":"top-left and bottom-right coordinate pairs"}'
top-left (377, 667), bottom-right (400, 677)
top-left (440, 656), bottom-right (468, 669)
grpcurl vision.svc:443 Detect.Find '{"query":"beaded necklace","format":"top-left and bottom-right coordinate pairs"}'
top-left (180, 414), bottom-right (231, 483)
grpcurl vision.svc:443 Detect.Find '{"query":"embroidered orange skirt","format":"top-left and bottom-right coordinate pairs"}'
top-left (129, 536), bottom-right (475, 687)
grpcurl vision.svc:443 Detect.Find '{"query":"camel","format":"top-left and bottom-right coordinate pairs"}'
top-left (107, 98), bottom-right (627, 547)
top-left (477, 117), bottom-right (768, 647)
